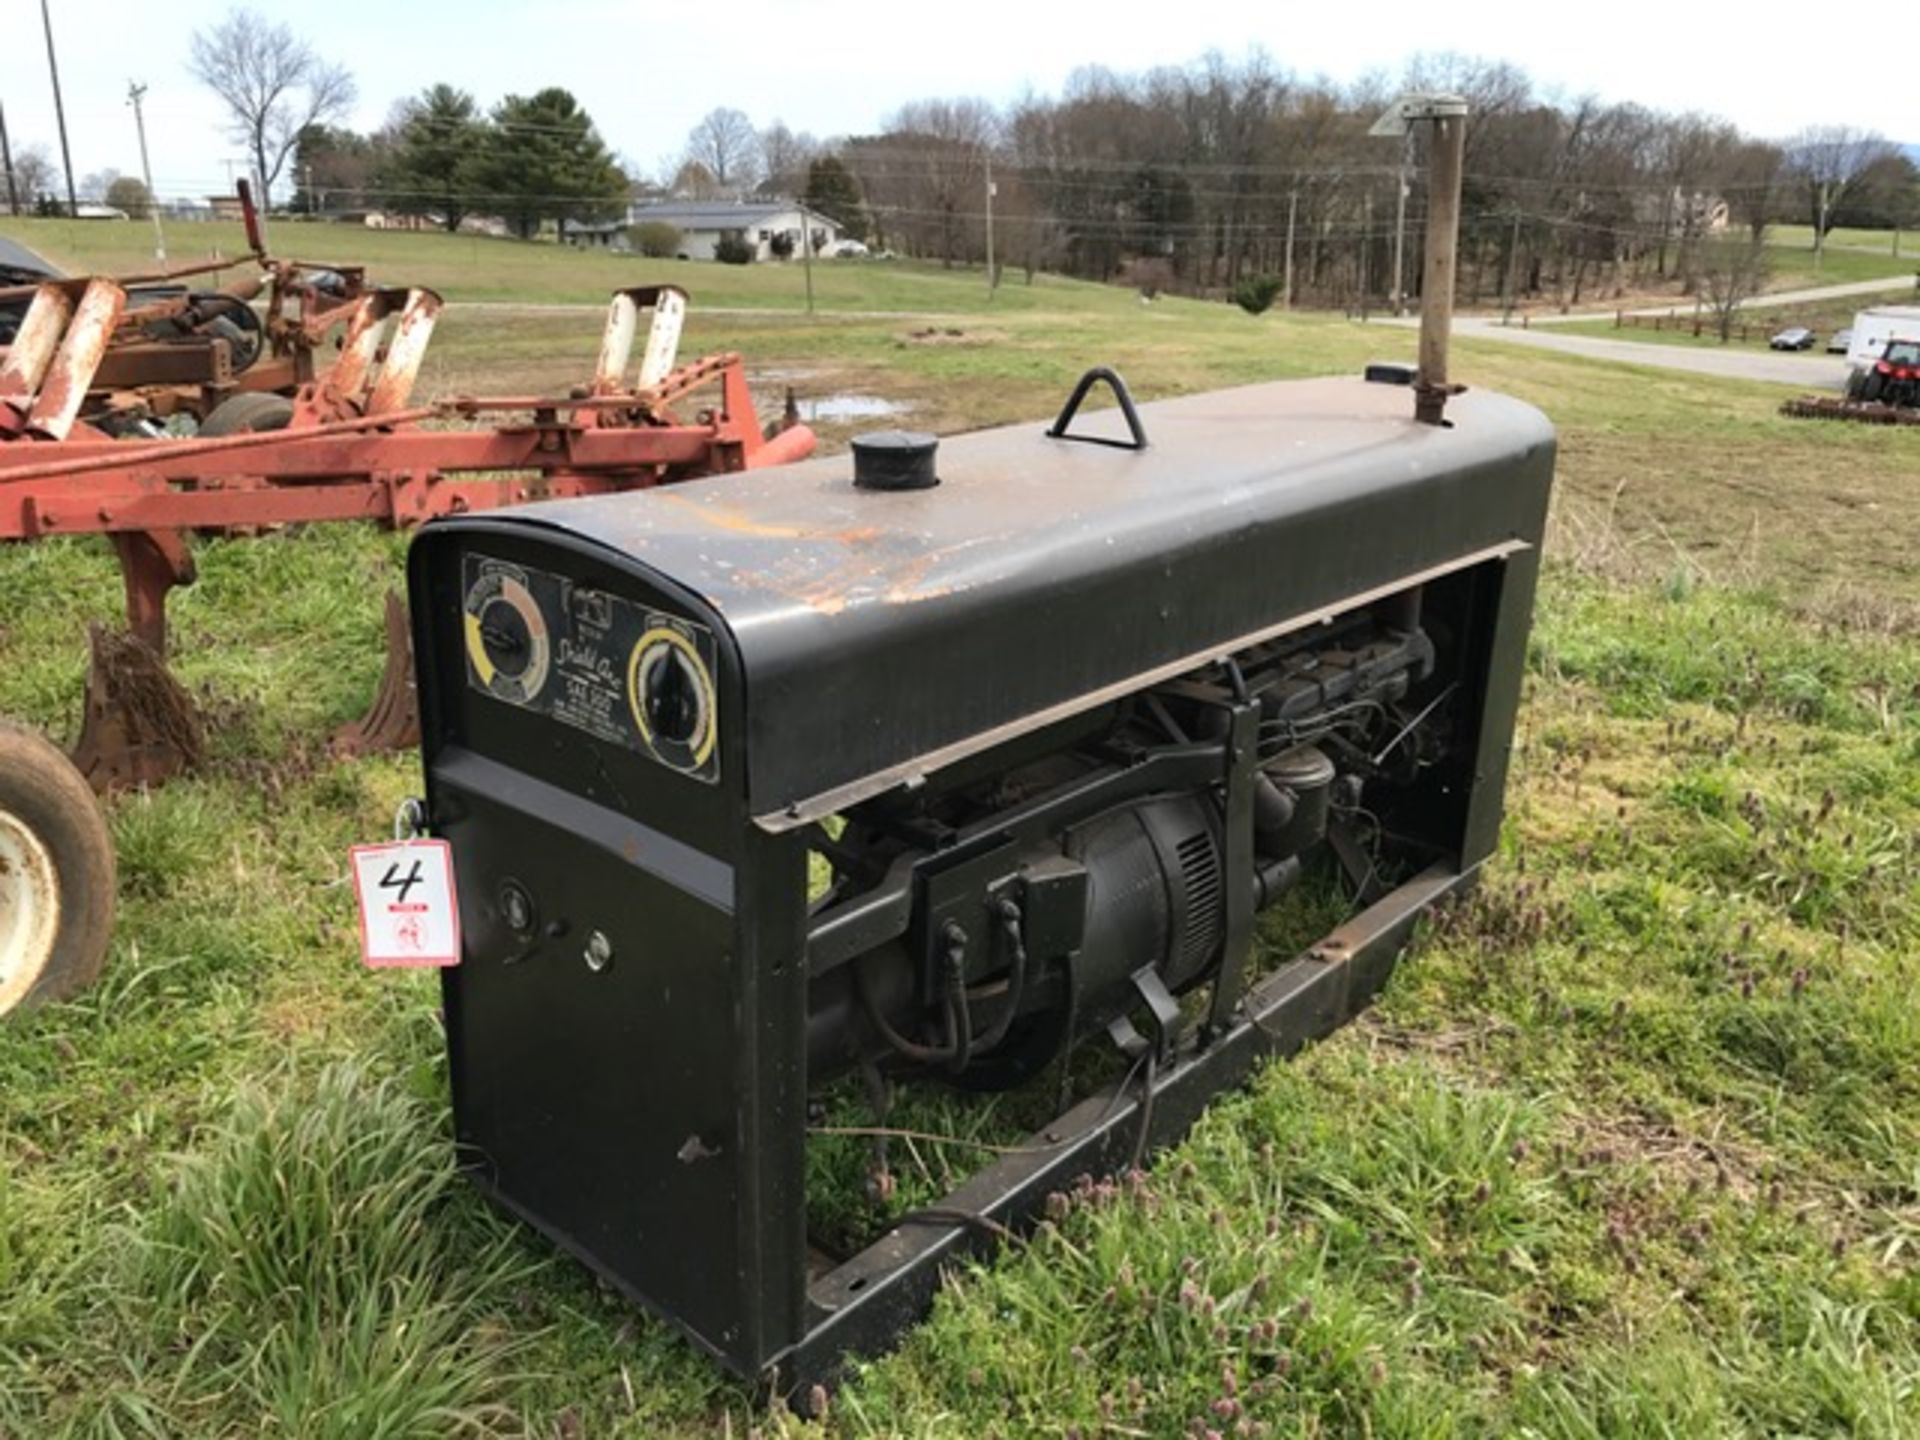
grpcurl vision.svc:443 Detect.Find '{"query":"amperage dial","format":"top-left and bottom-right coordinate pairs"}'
top-left (463, 565), bottom-right (551, 705)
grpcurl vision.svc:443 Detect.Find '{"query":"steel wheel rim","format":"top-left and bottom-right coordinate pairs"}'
top-left (0, 807), bottom-right (61, 1015)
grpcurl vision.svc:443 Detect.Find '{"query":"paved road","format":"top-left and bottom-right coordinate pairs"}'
top-left (1481, 275), bottom-right (1916, 330)
top-left (1448, 316), bottom-right (1849, 388)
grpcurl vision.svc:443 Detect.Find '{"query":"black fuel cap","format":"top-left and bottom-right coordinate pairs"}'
top-left (852, 430), bottom-right (939, 490)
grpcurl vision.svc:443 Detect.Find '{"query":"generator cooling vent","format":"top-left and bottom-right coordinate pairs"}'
top-left (1176, 830), bottom-right (1222, 973)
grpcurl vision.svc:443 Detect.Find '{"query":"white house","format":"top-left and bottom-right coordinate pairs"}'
top-left (624, 199), bottom-right (844, 261)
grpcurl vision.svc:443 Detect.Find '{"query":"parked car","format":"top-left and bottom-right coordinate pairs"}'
top-left (1769, 327), bottom-right (1816, 351)
top-left (827, 240), bottom-right (870, 258)
top-left (1827, 328), bottom-right (1852, 354)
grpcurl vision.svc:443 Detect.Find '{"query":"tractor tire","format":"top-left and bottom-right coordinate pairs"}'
top-left (1845, 370), bottom-right (1868, 402)
top-left (0, 723), bottom-right (116, 1018)
top-left (1862, 372), bottom-right (1886, 404)
top-left (197, 391), bottom-right (294, 437)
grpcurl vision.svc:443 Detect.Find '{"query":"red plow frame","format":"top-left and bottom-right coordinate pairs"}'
top-left (0, 282), bottom-right (814, 789)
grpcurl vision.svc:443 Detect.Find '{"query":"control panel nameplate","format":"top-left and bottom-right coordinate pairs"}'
top-left (461, 554), bottom-right (719, 783)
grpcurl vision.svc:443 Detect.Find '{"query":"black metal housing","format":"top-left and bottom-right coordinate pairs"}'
top-left (406, 373), bottom-right (1555, 1399)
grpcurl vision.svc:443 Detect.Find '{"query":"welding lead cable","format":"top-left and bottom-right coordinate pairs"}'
top-left (855, 934), bottom-right (972, 1069)
top-left (856, 950), bottom-right (957, 1065)
top-left (970, 899), bottom-right (1030, 1053)
top-left (943, 925), bottom-right (974, 1075)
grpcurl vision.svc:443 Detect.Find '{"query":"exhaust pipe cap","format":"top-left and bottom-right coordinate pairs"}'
top-left (852, 430), bottom-right (939, 491)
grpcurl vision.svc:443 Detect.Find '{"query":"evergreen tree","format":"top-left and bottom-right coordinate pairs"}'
top-left (383, 85), bottom-right (485, 231)
top-left (477, 88), bottom-right (626, 240)
top-left (803, 156), bottom-right (868, 242)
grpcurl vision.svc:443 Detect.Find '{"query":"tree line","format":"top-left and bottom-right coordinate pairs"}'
top-left (7, 11), bottom-right (1916, 313)
top-left (291, 84), bottom-right (626, 239)
top-left (823, 55), bottom-right (1918, 308)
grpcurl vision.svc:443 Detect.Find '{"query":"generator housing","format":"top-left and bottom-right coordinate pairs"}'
top-left (407, 371), bottom-right (1555, 1394)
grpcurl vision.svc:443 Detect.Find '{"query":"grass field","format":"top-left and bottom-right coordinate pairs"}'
top-left (1553, 288), bottom-right (1911, 352)
top-left (1761, 237), bottom-right (1918, 293)
top-left (1, 241), bottom-right (1918, 1437)
top-left (0, 216), bottom-right (1114, 315)
top-left (1774, 223), bottom-right (1917, 257)
top-left (5, 215), bottom-right (1917, 316)
top-left (1559, 297), bottom-right (1873, 353)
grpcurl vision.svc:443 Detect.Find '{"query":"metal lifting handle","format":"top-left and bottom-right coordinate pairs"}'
top-left (1046, 366), bottom-right (1149, 451)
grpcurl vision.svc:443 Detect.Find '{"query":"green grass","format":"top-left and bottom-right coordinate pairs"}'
top-left (1552, 315), bottom-right (1854, 352)
top-left (0, 215), bottom-right (1124, 314)
top-left (1763, 240), bottom-right (1918, 292)
top-left (1551, 283), bottom-right (1919, 352)
top-left (2, 280), bottom-right (1919, 1436)
top-left (1774, 223), bottom-right (1918, 258)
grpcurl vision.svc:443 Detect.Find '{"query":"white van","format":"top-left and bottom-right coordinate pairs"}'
top-left (1846, 305), bottom-right (1920, 371)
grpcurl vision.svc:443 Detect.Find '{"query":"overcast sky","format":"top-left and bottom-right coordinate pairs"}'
top-left (1, 0), bottom-right (1909, 200)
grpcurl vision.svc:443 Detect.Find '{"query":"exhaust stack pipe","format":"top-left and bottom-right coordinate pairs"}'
top-left (1371, 95), bottom-right (1469, 425)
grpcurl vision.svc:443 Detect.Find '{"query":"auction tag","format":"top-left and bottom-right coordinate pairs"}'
top-left (349, 840), bottom-right (461, 968)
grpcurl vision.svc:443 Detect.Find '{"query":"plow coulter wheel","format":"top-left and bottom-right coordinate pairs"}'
top-left (0, 723), bottom-right (116, 1018)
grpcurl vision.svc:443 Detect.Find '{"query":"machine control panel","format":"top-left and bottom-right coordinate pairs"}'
top-left (461, 553), bottom-right (720, 782)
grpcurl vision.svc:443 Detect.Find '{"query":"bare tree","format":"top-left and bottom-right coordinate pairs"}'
top-left (1724, 139), bottom-right (1788, 244)
top-left (868, 98), bottom-right (998, 268)
top-left (726, 47), bottom-right (1884, 311)
top-left (1786, 125), bottom-right (1901, 260)
top-left (684, 107), bottom-right (759, 193)
top-left (669, 160), bottom-right (721, 200)
top-left (188, 9), bottom-right (355, 203)
top-left (7, 145), bottom-right (54, 207)
top-left (1698, 235), bottom-right (1770, 340)
top-left (757, 120), bottom-right (818, 196)
top-left (79, 168), bottom-right (121, 202)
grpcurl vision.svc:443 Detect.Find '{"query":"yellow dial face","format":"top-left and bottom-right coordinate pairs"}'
top-left (464, 569), bottom-right (551, 705)
top-left (460, 552), bottom-right (721, 784)
top-left (627, 626), bottom-right (717, 774)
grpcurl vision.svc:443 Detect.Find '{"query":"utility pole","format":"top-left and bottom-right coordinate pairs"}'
top-left (0, 103), bottom-right (18, 216)
top-left (800, 209), bottom-right (815, 316)
top-left (1360, 190), bottom-right (1373, 320)
top-left (1816, 179), bottom-right (1829, 274)
top-left (1391, 134), bottom-right (1411, 316)
top-left (984, 155), bottom-right (997, 295)
top-left (40, 0), bottom-right (79, 217)
top-left (1501, 211), bottom-right (1522, 326)
top-left (127, 81), bottom-right (166, 264)
top-left (1282, 186), bottom-right (1298, 310)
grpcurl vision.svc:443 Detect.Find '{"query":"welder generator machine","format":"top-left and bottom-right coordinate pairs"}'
top-left (407, 354), bottom-right (1553, 1393)
top-left (403, 101), bottom-right (1554, 1401)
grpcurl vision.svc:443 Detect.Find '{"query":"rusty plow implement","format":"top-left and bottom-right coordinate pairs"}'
top-left (0, 283), bottom-right (816, 791)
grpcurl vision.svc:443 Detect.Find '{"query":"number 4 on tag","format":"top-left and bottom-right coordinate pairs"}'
top-left (350, 839), bottom-right (461, 968)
